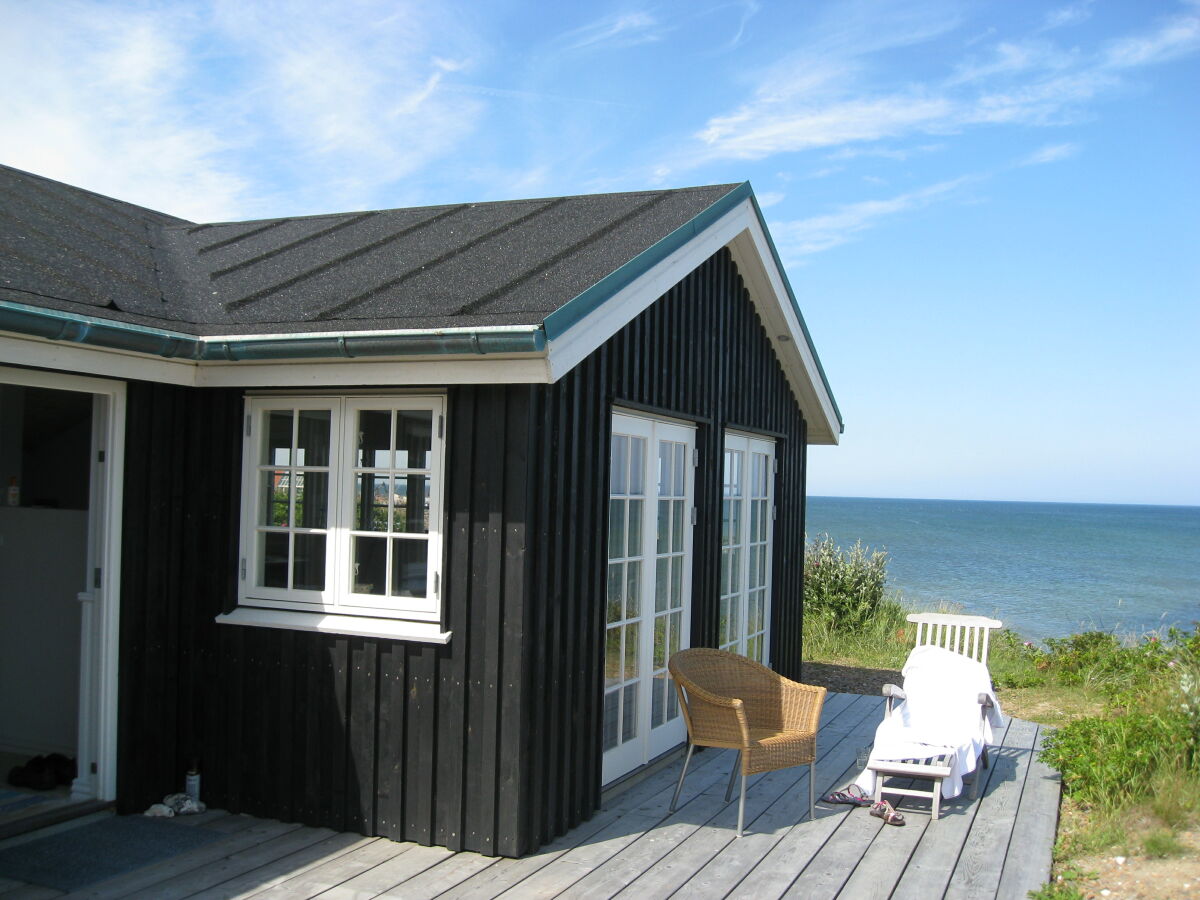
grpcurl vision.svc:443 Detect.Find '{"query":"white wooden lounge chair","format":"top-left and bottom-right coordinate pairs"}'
top-left (866, 613), bottom-right (1003, 820)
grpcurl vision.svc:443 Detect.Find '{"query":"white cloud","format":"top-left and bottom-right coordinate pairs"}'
top-left (771, 176), bottom-right (974, 256)
top-left (1017, 142), bottom-right (1080, 166)
top-left (755, 191), bottom-right (784, 208)
top-left (1104, 9), bottom-right (1200, 68)
top-left (0, 0), bottom-right (487, 221)
top-left (676, 1), bottom-right (1200, 171)
top-left (1039, 1), bottom-right (1095, 33)
top-left (556, 11), bottom-right (666, 52)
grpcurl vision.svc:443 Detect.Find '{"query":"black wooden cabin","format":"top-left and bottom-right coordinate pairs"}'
top-left (0, 164), bottom-right (841, 856)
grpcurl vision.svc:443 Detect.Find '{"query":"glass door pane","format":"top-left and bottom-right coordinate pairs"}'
top-left (722, 433), bottom-right (775, 662)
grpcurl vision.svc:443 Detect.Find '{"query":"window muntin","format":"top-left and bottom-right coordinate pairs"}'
top-left (240, 395), bottom-right (444, 621)
top-left (720, 433), bottom-right (775, 662)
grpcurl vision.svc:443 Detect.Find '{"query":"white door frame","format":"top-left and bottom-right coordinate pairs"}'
top-left (0, 366), bottom-right (125, 802)
top-left (603, 410), bottom-right (696, 785)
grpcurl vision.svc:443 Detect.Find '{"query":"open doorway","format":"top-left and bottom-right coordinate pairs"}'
top-left (0, 367), bottom-right (125, 836)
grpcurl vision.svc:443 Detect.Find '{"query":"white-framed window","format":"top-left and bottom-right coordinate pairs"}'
top-left (223, 394), bottom-right (448, 642)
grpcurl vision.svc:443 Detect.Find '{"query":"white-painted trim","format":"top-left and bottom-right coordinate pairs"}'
top-left (0, 333), bottom-right (195, 385)
top-left (193, 356), bottom-right (551, 388)
top-left (0, 365), bottom-right (125, 803)
top-left (544, 199), bottom-right (841, 445)
top-left (201, 323), bottom-right (543, 343)
top-left (216, 606), bottom-right (452, 643)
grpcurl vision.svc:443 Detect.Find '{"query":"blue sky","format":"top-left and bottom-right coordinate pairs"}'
top-left (3, 0), bottom-right (1197, 505)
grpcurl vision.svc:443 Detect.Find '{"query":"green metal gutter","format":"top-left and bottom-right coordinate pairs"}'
top-left (542, 181), bottom-right (843, 433)
top-left (0, 301), bottom-right (547, 361)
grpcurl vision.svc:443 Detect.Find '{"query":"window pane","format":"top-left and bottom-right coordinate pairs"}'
top-left (393, 475), bottom-right (430, 533)
top-left (607, 563), bottom-right (624, 623)
top-left (396, 410), bottom-right (432, 469)
top-left (610, 435), bottom-right (628, 495)
top-left (605, 627), bottom-right (622, 687)
top-left (261, 532), bottom-right (289, 588)
top-left (355, 474), bottom-right (389, 532)
top-left (608, 499), bottom-right (625, 560)
top-left (624, 622), bottom-right (639, 681)
top-left (671, 554), bottom-right (683, 607)
top-left (654, 616), bottom-right (666, 670)
top-left (668, 679), bottom-right (679, 721)
top-left (674, 443), bottom-right (685, 497)
top-left (293, 533), bottom-right (326, 590)
top-left (297, 409), bottom-right (330, 466)
top-left (603, 689), bottom-right (619, 750)
top-left (669, 610), bottom-right (682, 658)
top-left (295, 471), bottom-right (327, 528)
top-left (357, 410), bottom-right (392, 468)
top-left (629, 437), bottom-right (645, 495)
top-left (264, 410), bottom-right (293, 466)
top-left (719, 594), bottom-right (731, 646)
top-left (390, 538), bottom-right (427, 598)
top-left (352, 536), bottom-right (387, 595)
top-left (655, 557), bottom-right (669, 613)
top-left (627, 499), bottom-right (643, 559)
top-left (652, 675), bottom-right (664, 728)
top-left (625, 560), bottom-right (641, 619)
top-left (672, 500), bottom-right (683, 553)
top-left (622, 683), bottom-right (638, 744)
top-left (262, 471), bottom-right (289, 526)
top-left (656, 499), bottom-right (669, 555)
top-left (657, 442), bottom-right (672, 497)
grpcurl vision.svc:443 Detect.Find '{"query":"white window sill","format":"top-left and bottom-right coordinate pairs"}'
top-left (216, 606), bottom-right (452, 643)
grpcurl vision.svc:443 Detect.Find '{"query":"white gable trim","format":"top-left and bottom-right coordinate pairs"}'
top-left (543, 198), bottom-right (841, 445)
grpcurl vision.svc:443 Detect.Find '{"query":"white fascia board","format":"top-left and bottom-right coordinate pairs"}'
top-left (544, 198), bottom-right (841, 445)
top-left (216, 606), bottom-right (452, 643)
top-left (0, 331), bottom-right (554, 388)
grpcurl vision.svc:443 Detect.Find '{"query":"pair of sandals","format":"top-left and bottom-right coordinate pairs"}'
top-left (821, 784), bottom-right (906, 826)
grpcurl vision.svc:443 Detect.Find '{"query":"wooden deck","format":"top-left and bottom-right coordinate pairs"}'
top-left (0, 692), bottom-right (1060, 899)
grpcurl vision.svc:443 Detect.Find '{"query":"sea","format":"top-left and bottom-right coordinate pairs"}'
top-left (805, 496), bottom-right (1200, 643)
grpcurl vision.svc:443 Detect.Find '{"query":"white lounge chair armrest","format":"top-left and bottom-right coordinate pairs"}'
top-left (977, 692), bottom-right (993, 708)
top-left (882, 683), bottom-right (906, 700)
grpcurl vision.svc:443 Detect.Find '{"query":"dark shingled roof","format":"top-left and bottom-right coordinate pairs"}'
top-left (0, 163), bottom-right (740, 336)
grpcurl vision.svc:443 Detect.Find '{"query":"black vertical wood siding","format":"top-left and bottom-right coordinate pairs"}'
top-left (116, 246), bottom-right (810, 857)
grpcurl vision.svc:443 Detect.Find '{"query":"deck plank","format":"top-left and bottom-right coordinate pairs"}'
top-left (65, 818), bottom-right (304, 899)
top-left (633, 695), bottom-right (883, 899)
top-left (888, 716), bottom-right (1019, 900)
top-left (0, 696), bottom-right (1060, 900)
top-left (183, 832), bottom-right (375, 900)
top-left (249, 838), bottom-right (411, 898)
top-left (944, 717), bottom-right (1039, 900)
top-left (995, 725), bottom-right (1059, 900)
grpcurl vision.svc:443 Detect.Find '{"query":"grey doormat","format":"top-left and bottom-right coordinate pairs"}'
top-left (0, 815), bottom-right (220, 891)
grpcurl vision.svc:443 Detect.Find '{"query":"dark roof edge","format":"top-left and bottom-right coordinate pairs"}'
top-left (543, 182), bottom-right (843, 433)
top-left (0, 301), bottom-right (546, 362)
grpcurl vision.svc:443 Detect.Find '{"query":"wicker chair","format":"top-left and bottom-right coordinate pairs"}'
top-left (668, 648), bottom-right (827, 837)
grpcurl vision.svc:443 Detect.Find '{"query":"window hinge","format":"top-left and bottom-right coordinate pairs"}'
top-left (245, 414), bottom-right (252, 437)
top-left (772, 506), bottom-right (778, 522)
top-left (434, 572), bottom-right (440, 597)
top-left (240, 558), bottom-right (247, 580)
top-left (90, 761), bottom-right (97, 775)
top-left (773, 458), bottom-right (779, 474)
top-left (97, 449), bottom-right (106, 463)
top-left (692, 448), bottom-right (700, 467)
top-left (438, 415), bottom-right (444, 439)
top-left (690, 507), bottom-right (697, 525)
top-left (93, 567), bottom-right (102, 589)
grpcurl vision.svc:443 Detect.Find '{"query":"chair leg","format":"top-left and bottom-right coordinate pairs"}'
top-left (932, 780), bottom-right (941, 821)
top-left (725, 750), bottom-right (740, 802)
top-left (670, 743), bottom-right (694, 813)
top-left (809, 762), bottom-right (816, 821)
top-left (737, 773), bottom-right (747, 837)
top-left (982, 744), bottom-right (990, 768)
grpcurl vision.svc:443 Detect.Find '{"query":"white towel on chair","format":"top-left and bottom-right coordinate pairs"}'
top-left (853, 645), bottom-right (1005, 799)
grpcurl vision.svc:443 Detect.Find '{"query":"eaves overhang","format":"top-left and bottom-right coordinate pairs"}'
top-left (0, 300), bottom-right (547, 361)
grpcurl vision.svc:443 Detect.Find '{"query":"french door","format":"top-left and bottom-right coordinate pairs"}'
top-left (603, 412), bottom-right (695, 784)
top-left (719, 432), bottom-right (776, 663)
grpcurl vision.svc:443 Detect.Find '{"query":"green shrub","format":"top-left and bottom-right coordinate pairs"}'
top-left (1142, 828), bottom-right (1186, 858)
top-left (803, 534), bottom-right (890, 630)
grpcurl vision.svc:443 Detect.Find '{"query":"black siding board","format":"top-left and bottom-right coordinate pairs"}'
top-left (519, 246), bottom-right (811, 849)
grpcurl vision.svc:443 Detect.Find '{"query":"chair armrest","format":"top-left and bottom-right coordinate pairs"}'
top-left (882, 682), bottom-right (905, 717)
top-left (678, 684), bottom-right (752, 748)
top-left (977, 692), bottom-right (993, 708)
